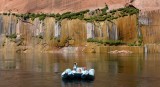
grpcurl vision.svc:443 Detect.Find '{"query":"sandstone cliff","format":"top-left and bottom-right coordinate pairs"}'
top-left (0, 0), bottom-right (159, 13)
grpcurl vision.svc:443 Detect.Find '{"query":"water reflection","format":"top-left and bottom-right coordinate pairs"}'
top-left (61, 80), bottom-right (94, 87)
top-left (0, 52), bottom-right (160, 87)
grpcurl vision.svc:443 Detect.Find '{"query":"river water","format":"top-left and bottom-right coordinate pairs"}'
top-left (0, 52), bottom-right (160, 87)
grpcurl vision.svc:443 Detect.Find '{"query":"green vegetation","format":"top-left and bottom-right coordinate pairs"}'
top-left (54, 37), bottom-right (60, 42)
top-left (103, 40), bottom-right (124, 46)
top-left (87, 38), bottom-right (124, 46)
top-left (128, 43), bottom-right (138, 46)
top-left (137, 36), bottom-right (143, 46)
top-left (35, 34), bottom-right (43, 39)
top-left (128, 43), bottom-right (142, 46)
top-left (87, 38), bottom-right (99, 42)
top-left (83, 5), bottom-right (139, 22)
top-left (6, 34), bottom-right (17, 39)
top-left (22, 14), bottom-right (30, 20)
top-left (38, 14), bottom-right (46, 21)
top-left (3, 13), bottom-right (8, 15)
top-left (101, 5), bottom-right (109, 14)
top-left (128, 36), bottom-right (143, 46)
top-left (1, 5), bottom-right (139, 22)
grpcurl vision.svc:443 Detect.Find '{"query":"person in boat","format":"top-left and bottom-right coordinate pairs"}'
top-left (82, 67), bottom-right (88, 74)
top-left (73, 62), bottom-right (77, 71)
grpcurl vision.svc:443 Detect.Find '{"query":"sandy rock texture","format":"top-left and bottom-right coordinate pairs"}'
top-left (0, 0), bottom-right (159, 13)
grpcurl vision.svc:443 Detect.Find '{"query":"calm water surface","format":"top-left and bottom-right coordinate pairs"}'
top-left (0, 52), bottom-right (160, 87)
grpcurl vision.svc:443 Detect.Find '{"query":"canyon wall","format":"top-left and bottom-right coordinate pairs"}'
top-left (0, 0), bottom-right (127, 13)
top-left (0, 14), bottom-right (138, 52)
top-left (140, 11), bottom-right (160, 44)
top-left (1, 0), bottom-right (160, 13)
top-left (0, 0), bottom-right (160, 53)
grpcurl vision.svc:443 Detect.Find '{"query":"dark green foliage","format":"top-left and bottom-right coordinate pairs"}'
top-left (128, 43), bottom-right (142, 46)
top-left (112, 17), bottom-right (118, 20)
top-left (15, 14), bottom-right (21, 17)
top-left (38, 13), bottom-right (46, 21)
top-left (79, 9), bottom-right (89, 14)
top-left (111, 12), bottom-right (115, 15)
top-left (54, 37), bottom-right (60, 42)
top-left (6, 34), bottom-right (17, 39)
top-left (29, 13), bottom-right (36, 21)
top-left (77, 15), bottom-right (84, 20)
top-left (103, 40), bottom-right (124, 46)
top-left (7, 13), bottom-right (11, 16)
top-left (12, 13), bottom-right (16, 15)
top-left (87, 38), bottom-right (98, 42)
top-left (36, 13), bottom-right (40, 17)
top-left (62, 12), bottom-right (71, 16)
top-left (110, 9), bottom-right (117, 13)
top-left (39, 16), bottom-right (45, 21)
top-left (117, 6), bottom-right (139, 17)
top-left (138, 36), bottom-right (143, 46)
top-left (87, 38), bottom-right (124, 46)
top-left (59, 11), bottom-right (87, 20)
top-left (61, 12), bottom-right (71, 19)
top-left (2, 42), bottom-right (5, 46)
top-left (39, 15), bottom-right (46, 21)
top-left (23, 14), bottom-right (30, 20)
top-left (128, 43), bottom-right (137, 46)
top-left (95, 16), bottom-right (106, 21)
top-left (55, 13), bottom-right (61, 21)
top-left (70, 15), bottom-right (77, 19)
top-left (38, 35), bottom-right (43, 39)
top-left (1, 5), bottom-right (139, 22)
top-left (3, 13), bottom-right (8, 15)
top-left (117, 8), bottom-right (124, 11)
top-left (36, 35), bottom-right (43, 39)
top-left (20, 14), bottom-right (24, 17)
top-left (48, 13), bottom-right (55, 17)
top-left (99, 12), bottom-right (107, 16)
top-left (55, 13), bottom-right (61, 17)
top-left (101, 5), bottom-right (109, 14)
top-left (106, 15), bottom-right (111, 18)
top-left (84, 18), bottom-right (93, 22)
top-left (120, 6), bottom-right (139, 15)
top-left (128, 36), bottom-right (143, 46)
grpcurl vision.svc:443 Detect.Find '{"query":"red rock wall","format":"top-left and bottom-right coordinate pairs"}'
top-left (133, 0), bottom-right (160, 12)
top-left (0, 0), bottom-right (127, 13)
top-left (0, 0), bottom-right (160, 13)
top-left (141, 11), bottom-right (160, 44)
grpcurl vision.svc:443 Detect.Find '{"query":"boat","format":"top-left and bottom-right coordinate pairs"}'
top-left (61, 67), bottom-right (95, 80)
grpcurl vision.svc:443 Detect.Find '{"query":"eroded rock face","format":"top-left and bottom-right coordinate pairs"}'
top-left (0, 0), bottom-right (126, 13)
top-left (133, 0), bottom-right (160, 12)
top-left (0, 0), bottom-right (159, 13)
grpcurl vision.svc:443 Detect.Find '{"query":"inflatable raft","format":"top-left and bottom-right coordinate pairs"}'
top-left (61, 67), bottom-right (95, 80)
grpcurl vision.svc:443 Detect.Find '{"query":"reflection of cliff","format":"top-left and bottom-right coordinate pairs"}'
top-left (0, 53), bottom-right (20, 70)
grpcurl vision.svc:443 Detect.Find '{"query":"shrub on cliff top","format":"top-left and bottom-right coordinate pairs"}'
top-left (101, 5), bottom-right (109, 14)
top-left (5, 5), bottom-right (139, 22)
top-left (48, 13), bottom-right (55, 17)
top-left (95, 16), bottom-right (106, 21)
top-left (23, 14), bottom-right (30, 20)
